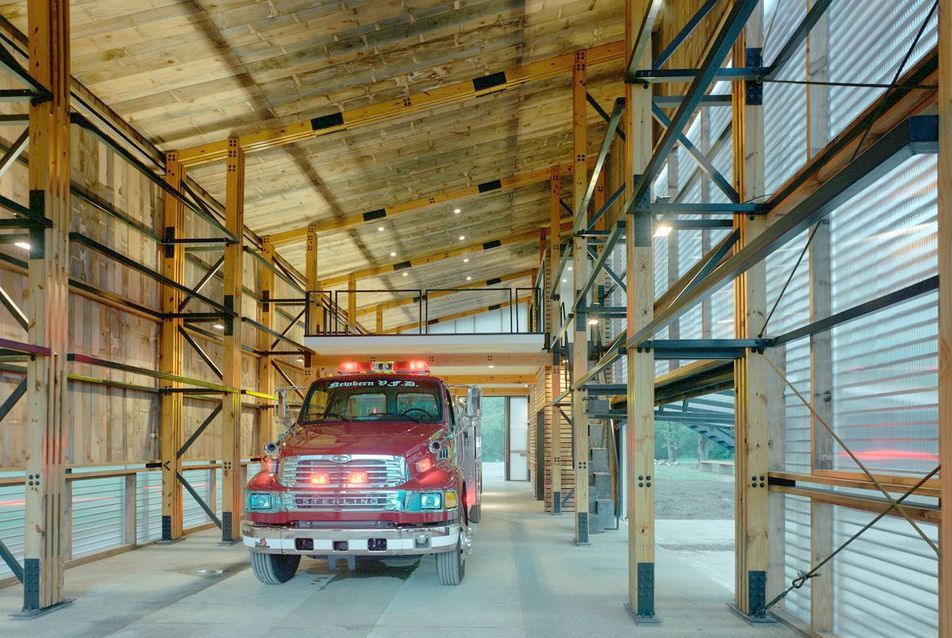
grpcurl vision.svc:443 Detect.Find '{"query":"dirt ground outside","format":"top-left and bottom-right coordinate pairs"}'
top-left (653, 459), bottom-right (734, 520)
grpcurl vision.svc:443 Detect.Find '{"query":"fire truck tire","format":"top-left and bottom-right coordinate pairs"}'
top-left (468, 504), bottom-right (481, 523)
top-left (436, 538), bottom-right (465, 585)
top-left (251, 552), bottom-right (300, 584)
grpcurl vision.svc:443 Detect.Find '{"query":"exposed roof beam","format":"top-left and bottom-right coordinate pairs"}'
top-left (266, 163), bottom-right (578, 246)
top-left (176, 40), bottom-right (627, 167)
top-left (320, 227), bottom-right (565, 288)
top-left (356, 269), bottom-right (536, 316)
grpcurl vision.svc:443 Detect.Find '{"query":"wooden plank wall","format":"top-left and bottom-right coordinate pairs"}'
top-left (0, 66), bottom-right (311, 470)
top-left (530, 364), bottom-right (574, 512)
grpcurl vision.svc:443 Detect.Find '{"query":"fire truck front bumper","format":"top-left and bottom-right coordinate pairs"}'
top-left (242, 522), bottom-right (461, 557)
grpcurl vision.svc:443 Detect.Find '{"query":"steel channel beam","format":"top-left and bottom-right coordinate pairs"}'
top-left (0, 378), bottom-right (26, 422)
top-left (653, 0), bottom-right (721, 69)
top-left (587, 93), bottom-right (627, 141)
top-left (176, 472), bottom-right (222, 530)
top-left (0, 537), bottom-right (23, 582)
top-left (625, 0), bottom-right (665, 81)
top-left (0, 41), bottom-right (50, 98)
top-left (0, 282), bottom-right (28, 331)
top-left (587, 184), bottom-right (626, 230)
top-left (0, 127), bottom-right (27, 180)
top-left (270, 308), bottom-right (305, 349)
top-left (651, 104), bottom-right (740, 202)
top-left (671, 229), bottom-right (740, 305)
top-left (626, 0), bottom-right (759, 211)
top-left (623, 115), bottom-right (938, 352)
top-left (642, 202), bottom-right (767, 215)
top-left (179, 257), bottom-right (224, 312)
top-left (653, 94), bottom-right (733, 107)
top-left (630, 67), bottom-right (763, 83)
top-left (773, 275), bottom-right (939, 346)
top-left (763, 0), bottom-right (834, 80)
top-left (573, 98), bottom-right (624, 236)
top-left (550, 242), bottom-right (573, 299)
top-left (573, 220), bottom-right (625, 309)
top-left (177, 402), bottom-right (223, 459)
top-left (667, 219), bottom-right (735, 230)
top-left (179, 327), bottom-right (223, 380)
top-left (586, 245), bottom-right (627, 292)
top-left (69, 353), bottom-right (234, 394)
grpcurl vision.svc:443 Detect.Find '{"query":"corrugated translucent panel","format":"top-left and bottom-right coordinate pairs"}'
top-left (763, 1), bottom-right (806, 194)
top-left (182, 469), bottom-right (213, 529)
top-left (137, 470), bottom-right (162, 543)
top-left (832, 508), bottom-right (938, 638)
top-left (783, 494), bottom-right (811, 622)
top-left (783, 337), bottom-right (812, 472)
top-left (0, 480), bottom-right (24, 579)
top-left (71, 476), bottom-right (124, 558)
top-left (829, 155), bottom-right (938, 476)
top-left (654, 234), bottom-right (668, 298)
top-left (711, 283), bottom-right (734, 339)
top-left (828, 0), bottom-right (938, 138)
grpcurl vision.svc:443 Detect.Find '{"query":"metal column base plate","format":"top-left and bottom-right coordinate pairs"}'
top-left (726, 602), bottom-right (775, 624)
top-left (624, 603), bottom-right (661, 625)
top-left (217, 538), bottom-right (241, 546)
top-left (11, 599), bottom-right (73, 619)
top-left (156, 537), bottom-right (185, 545)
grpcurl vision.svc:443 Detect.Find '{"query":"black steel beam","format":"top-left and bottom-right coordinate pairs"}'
top-left (180, 327), bottom-right (223, 380)
top-left (270, 309), bottom-right (305, 350)
top-left (651, 104), bottom-right (740, 203)
top-left (0, 282), bottom-right (28, 331)
top-left (653, 94), bottom-right (732, 107)
top-left (629, 67), bottom-right (762, 84)
top-left (636, 338), bottom-right (765, 360)
top-left (626, 0), bottom-right (759, 211)
top-left (0, 378), bottom-right (26, 422)
top-left (179, 257), bottom-right (224, 312)
top-left (176, 472), bottom-right (222, 530)
top-left (625, 0), bottom-right (665, 81)
top-left (666, 219), bottom-right (735, 230)
top-left (0, 537), bottom-right (23, 583)
top-left (177, 402), bottom-right (223, 459)
top-left (773, 276), bottom-right (939, 346)
top-left (587, 184), bottom-right (626, 230)
top-left (763, 0), bottom-right (834, 79)
top-left (644, 202), bottom-right (768, 215)
top-left (587, 92), bottom-right (626, 141)
top-left (653, 0), bottom-right (721, 69)
top-left (573, 98), bottom-right (625, 235)
top-left (671, 229), bottom-right (740, 305)
top-left (0, 127), bottom-right (28, 179)
top-left (623, 115), bottom-right (938, 351)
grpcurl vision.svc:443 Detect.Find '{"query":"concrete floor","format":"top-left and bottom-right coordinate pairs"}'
top-left (0, 464), bottom-right (799, 637)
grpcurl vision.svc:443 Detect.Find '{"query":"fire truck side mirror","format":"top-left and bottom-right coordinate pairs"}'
top-left (465, 386), bottom-right (482, 417)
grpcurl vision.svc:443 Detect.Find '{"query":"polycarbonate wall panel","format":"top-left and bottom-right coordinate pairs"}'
top-left (71, 475), bottom-right (124, 558)
top-left (832, 508), bottom-right (938, 638)
top-left (783, 495), bottom-right (811, 622)
top-left (182, 469), bottom-right (214, 530)
top-left (137, 470), bottom-right (162, 543)
top-left (828, 0), bottom-right (938, 139)
top-left (829, 156), bottom-right (938, 476)
top-left (763, 0), bottom-right (806, 195)
top-left (0, 480), bottom-right (24, 580)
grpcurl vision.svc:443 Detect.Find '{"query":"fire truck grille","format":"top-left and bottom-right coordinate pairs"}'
top-left (279, 455), bottom-right (408, 489)
top-left (285, 491), bottom-right (401, 512)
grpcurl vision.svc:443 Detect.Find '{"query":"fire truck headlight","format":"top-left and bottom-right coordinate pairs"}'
top-left (247, 492), bottom-right (274, 511)
top-left (443, 490), bottom-right (458, 510)
top-left (419, 492), bottom-right (443, 510)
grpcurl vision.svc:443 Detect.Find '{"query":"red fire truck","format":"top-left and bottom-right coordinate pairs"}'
top-left (242, 360), bottom-right (482, 585)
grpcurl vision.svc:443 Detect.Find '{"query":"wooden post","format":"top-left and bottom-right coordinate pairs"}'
top-left (23, 0), bottom-right (71, 611)
top-left (699, 110), bottom-right (713, 339)
top-left (347, 273), bottom-right (358, 331)
top-left (806, 2), bottom-right (833, 630)
top-left (305, 225), bottom-right (319, 379)
top-left (123, 475), bottom-right (137, 546)
top-left (257, 238), bottom-right (275, 448)
top-left (549, 169), bottom-right (564, 513)
top-left (937, 1), bottom-right (951, 636)
top-left (375, 305), bottom-right (384, 333)
top-left (732, 5), bottom-right (769, 619)
top-left (220, 138), bottom-right (245, 543)
top-left (159, 152), bottom-right (185, 544)
top-left (625, 0), bottom-right (656, 620)
top-left (571, 49), bottom-right (590, 544)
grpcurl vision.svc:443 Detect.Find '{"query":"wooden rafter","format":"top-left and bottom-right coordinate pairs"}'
top-left (175, 41), bottom-right (627, 167)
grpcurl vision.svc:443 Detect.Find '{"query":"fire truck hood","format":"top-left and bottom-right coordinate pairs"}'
top-left (280, 421), bottom-right (445, 457)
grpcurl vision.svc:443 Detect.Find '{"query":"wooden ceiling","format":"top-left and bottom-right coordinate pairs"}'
top-left (0, 0), bottom-right (631, 323)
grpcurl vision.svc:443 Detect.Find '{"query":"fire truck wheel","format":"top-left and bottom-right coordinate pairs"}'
top-left (436, 538), bottom-right (465, 585)
top-left (468, 504), bottom-right (481, 523)
top-left (251, 553), bottom-right (301, 584)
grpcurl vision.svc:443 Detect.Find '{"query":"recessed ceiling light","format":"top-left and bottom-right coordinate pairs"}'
top-left (588, 318), bottom-right (600, 326)
top-left (14, 241), bottom-right (30, 250)
top-left (390, 251), bottom-right (397, 257)
top-left (654, 223), bottom-right (673, 238)
top-left (463, 258), bottom-right (469, 263)
top-left (213, 323), bottom-right (225, 330)
top-left (402, 272), bottom-right (408, 277)
top-left (466, 276), bottom-right (472, 281)
top-left (562, 278), bottom-right (567, 283)
top-left (377, 226), bottom-right (385, 232)
top-left (296, 356), bottom-right (304, 363)
top-left (488, 365), bottom-right (494, 369)
top-left (567, 266), bottom-right (573, 271)
top-left (454, 208), bottom-right (461, 214)
top-left (458, 235), bottom-right (465, 241)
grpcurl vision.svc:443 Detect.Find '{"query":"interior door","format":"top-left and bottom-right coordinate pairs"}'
top-left (507, 396), bottom-right (529, 481)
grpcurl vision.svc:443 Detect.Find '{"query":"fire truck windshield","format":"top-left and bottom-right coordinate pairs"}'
top-left (299, 378), bottom-right (444, 424)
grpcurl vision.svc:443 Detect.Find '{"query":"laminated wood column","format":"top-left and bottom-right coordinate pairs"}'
top-left (23, 0), bottom-right (71, 610)
top-left (937, 1), bottom-right (951, 636)
top-left (548, 168), bottom-right (564, 513)
top-left (304, 225), bottom-right (319, 379)
top-left (571, 49), bottom-right (590, 543)
top-left (806, 2), bottom-right (833, 630)
top-left (159, 153), bottom-right (185, 543)
top-left (624, 0), bottom-right (655, 620)
top-left (732, 5), bottom-right (770, 619)
top-left (347, 274), bottom-right (357, 331)
top-left (221, 138), bottom-right (244, 543)
top-left (257, 238), bottom-right (275, 448)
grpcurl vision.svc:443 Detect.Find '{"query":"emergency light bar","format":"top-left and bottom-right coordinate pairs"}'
top-left (336, 360), bottom-right (430, 375)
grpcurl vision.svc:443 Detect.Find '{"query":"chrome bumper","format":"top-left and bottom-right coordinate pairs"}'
top-left (241, 522), bottom-right (460, 556)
